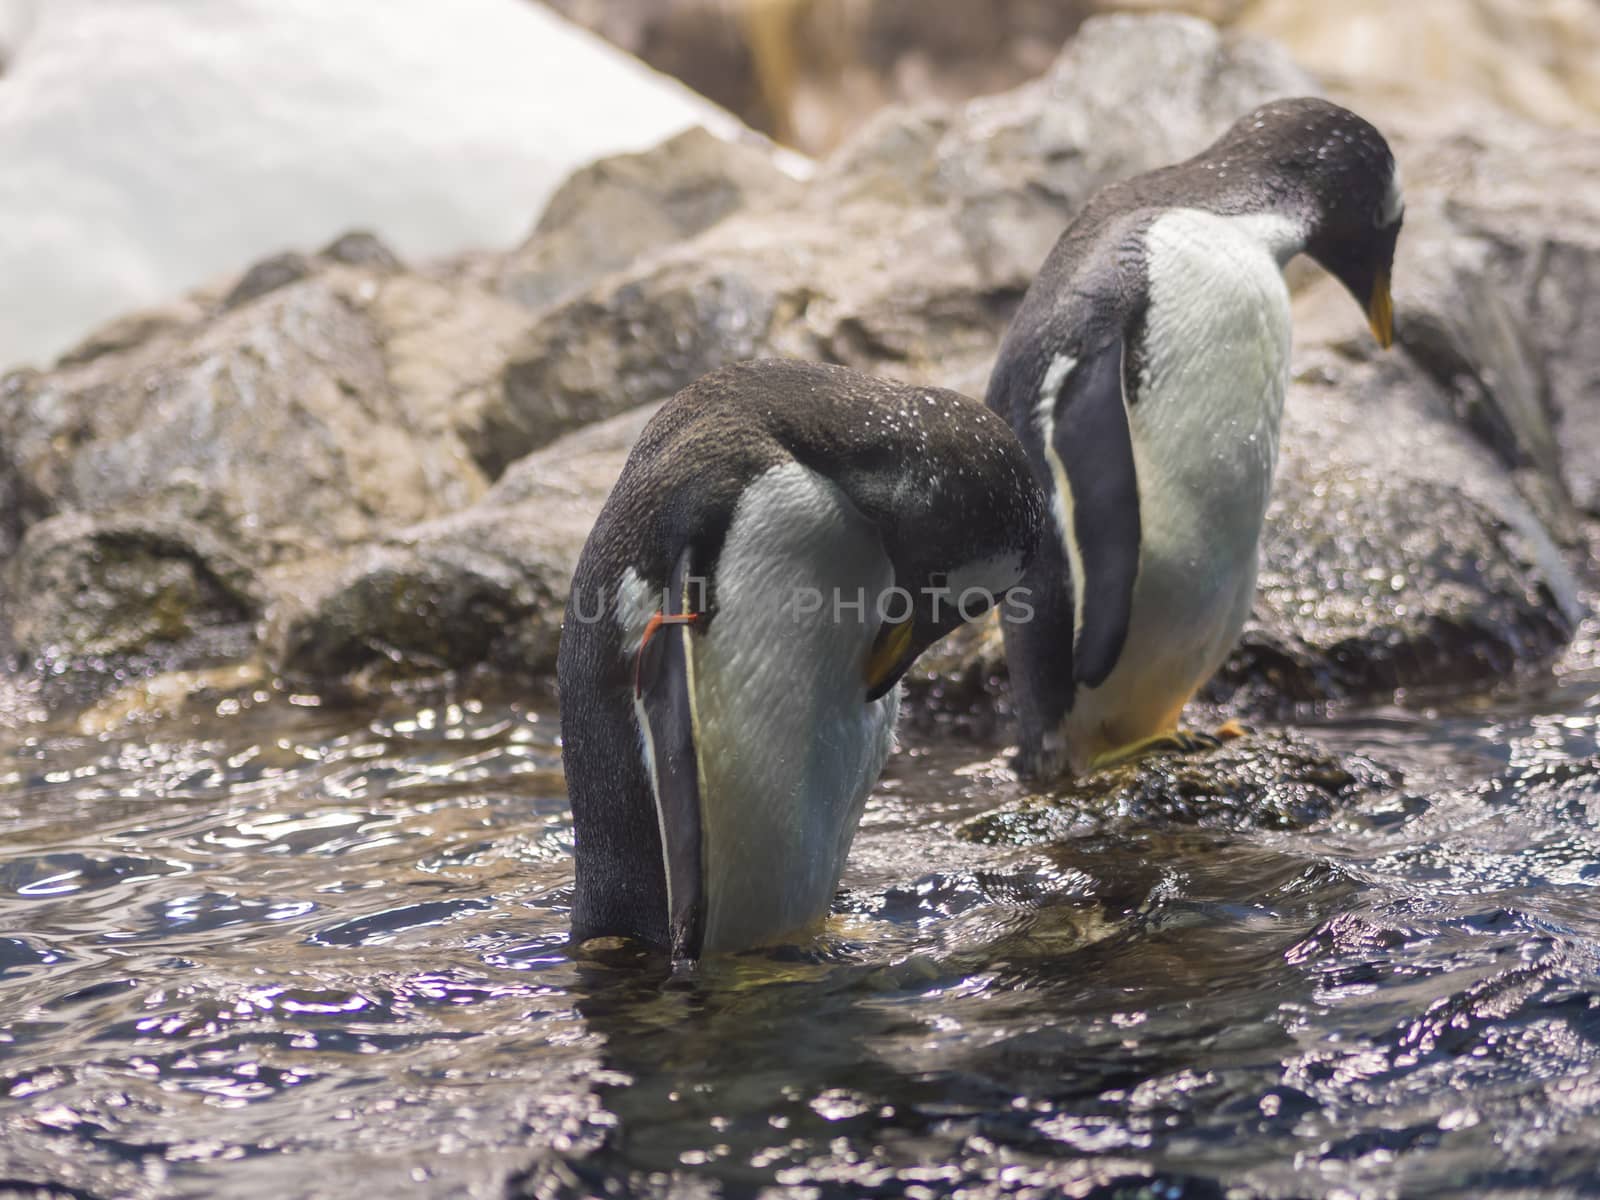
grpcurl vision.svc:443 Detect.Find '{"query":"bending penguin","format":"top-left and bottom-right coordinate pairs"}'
top-left (559, 359), bottom-right (1045, 959)
top-left (987, 97), bottom-right (1404, 780)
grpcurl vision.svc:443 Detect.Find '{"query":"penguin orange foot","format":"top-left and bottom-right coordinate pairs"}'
top-left (1087, 721), bottom-right (1252, 773)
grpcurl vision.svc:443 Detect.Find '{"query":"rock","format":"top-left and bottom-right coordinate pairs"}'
top-left (494, 254), bottom-right (786, 466)
top-left (6, 513), bottom-right (260, 706)
top-left (221, 252), bottom-right (314, 310)
top-left (9, 512), bottom-right (258, 654)
top-left (548, 0), bottom-right (1600, 155)
top-left (0, 0), bottom-right (756, 370)
top-left (898, 612), bottom-right (1015, 742)
top-left (3, 11), bottom-right (1596, 715)
top-left (0, 369), bottom-right (28, 566)
top-left (1239, 0), bottom-right (1600, 133)
top-left (493, 14), bottom-right (1315, 462)
top-left (318, 231), bottom-right (404, 272)
top-left (544, 0), bottom-right (1098, 153)
top-left (0, 673), bottom-right (45, 734)
top-left (364, 273), bottom-right (540, 479)
top-left (492, 126), bottom-right (800, 313)
top-left (70, 662), bottom-right (267, 737)
top-left (267, 404), bottom-right (662, 687)
top-left (53, 300), bottom-right (209, 370)
top-left (541, 0), bottom-right (772, 138)
top-left (0, 261), bottom-right (535, 684)
top-left (2, 271), bottom-right (489, 567)
top-left (958, 729), bottom-right (1399, 843)
top-left (1201, 284), bottom-right (1586, 716)
top-left (1387, 119), bottom-right (1600, 519)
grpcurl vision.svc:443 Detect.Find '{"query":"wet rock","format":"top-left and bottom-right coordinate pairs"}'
top-left (365, 273), bottom-right (538, 479)
top-left (0, 117), bottom-right (781, 690)
top-left (493, 125), bottom-right (800, 312)
top-left (1204, 263), bottom-right (1587, 716)
top-left (900, 612), bottom-right (1014, 741)
top-left (958, 729), bottom-right (1399, 843)
top-left (494, 258), bottom-right (781, 469)
top-left (7, 512), bottom-right (259, 674)
top-left (267, 404), bottom-right (662, 687)
top-left (0, 371), bottom-right (28, 567)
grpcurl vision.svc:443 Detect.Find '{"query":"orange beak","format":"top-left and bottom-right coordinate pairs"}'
top-left (863, 617), bottom-right (915, 700)
top-left (1368, 269), bottom-right (1395, 348)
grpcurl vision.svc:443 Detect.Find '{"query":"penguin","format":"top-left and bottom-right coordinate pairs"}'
top-left (986, 97), bottom-right (1404, 780)
top-left (558, 359), bottom-right (1045, 960)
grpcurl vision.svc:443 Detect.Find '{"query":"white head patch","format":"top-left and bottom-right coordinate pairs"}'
top-left (1379, 161), bottom-right (1405, 229)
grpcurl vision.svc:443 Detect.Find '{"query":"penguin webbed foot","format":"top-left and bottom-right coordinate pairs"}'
top-left (1089, 721), bottom-right (1253, 772)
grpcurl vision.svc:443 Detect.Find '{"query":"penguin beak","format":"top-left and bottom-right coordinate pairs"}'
top-left (863, 617), bottom-right (917, 703)
top-left (1367, 268), bottom-right (1395, 348)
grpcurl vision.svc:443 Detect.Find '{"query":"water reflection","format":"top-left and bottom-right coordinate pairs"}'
top-left (1, 678), bottom-right (1600, 1196)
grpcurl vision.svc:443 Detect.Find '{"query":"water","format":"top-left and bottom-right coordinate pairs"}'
top-left (3, 673), bottom-right (1600, 1199)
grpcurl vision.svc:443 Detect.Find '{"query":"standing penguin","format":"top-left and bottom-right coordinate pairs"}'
top-left (559, 359), bottom-right (1044, 959)
top-left (988, 97), bottom-right (1403, 780)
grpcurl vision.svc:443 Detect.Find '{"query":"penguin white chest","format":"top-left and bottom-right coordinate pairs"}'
top-left (687, 462), bottom-right (898, 954)
top-left (1134, 207), bottom-right (1293, 532)
top-left (1078, 208), bottom-right (1293, 752)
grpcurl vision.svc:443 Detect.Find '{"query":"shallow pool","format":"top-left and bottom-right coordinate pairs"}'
top-left (3, 674), bottom-right (1600, 1198)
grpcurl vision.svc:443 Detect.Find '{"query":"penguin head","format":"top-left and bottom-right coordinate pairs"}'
top-left (858, 411), bottom-right (1047, 702)
top-left (1211, 98), bottom-right (1404, 347)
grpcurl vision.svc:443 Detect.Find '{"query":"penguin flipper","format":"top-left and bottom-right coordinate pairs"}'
top-left (1039, 335), bottom-right (1141, 689)
top-left (633, 547), bottom-right (706, 960)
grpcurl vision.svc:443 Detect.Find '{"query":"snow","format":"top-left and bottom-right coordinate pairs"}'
top-left (0, 0), bottom-right (757, 370)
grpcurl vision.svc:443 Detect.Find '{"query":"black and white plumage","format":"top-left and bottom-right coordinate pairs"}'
top-left (559, 359), bottom-right (1045, 959)
top-left (987, 97), bottom-right (1404, 779)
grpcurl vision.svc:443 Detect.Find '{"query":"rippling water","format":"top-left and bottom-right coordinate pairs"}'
top-left (4, 673), bottom-right (1600, 1198)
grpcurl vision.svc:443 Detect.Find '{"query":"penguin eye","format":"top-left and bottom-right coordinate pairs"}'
top-left (928, 571), bottom-right (949, 591)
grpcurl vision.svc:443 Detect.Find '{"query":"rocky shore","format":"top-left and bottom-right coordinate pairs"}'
top-left (2, 12), bottom-right (1596, 728)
